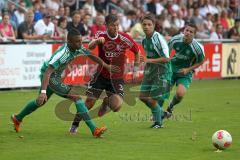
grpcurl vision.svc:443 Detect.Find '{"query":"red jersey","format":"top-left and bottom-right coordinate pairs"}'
top-left (95, 31), bottom-right (139, 79)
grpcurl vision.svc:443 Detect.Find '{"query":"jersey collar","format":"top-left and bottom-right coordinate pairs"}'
top-left (106, 31), bottom-right (118, 40)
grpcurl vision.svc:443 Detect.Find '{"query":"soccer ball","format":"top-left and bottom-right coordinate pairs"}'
top-left (212, 130), bottom-right (232, 150)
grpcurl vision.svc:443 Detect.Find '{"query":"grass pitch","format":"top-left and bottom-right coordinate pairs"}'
top-left (0, 79), bottom-right (239, 160)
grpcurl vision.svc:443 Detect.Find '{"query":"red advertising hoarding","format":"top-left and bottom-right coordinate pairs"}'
top-left (52, 42), bottom-right (222, 85)
top-left (193, 43), bottom-right (222, 79)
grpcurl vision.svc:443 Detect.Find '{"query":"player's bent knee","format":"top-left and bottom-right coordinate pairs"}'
top-left (109, 95), bottom-right (123, 112)
top-left (112, 106), bottom-right (121, 112)
top-left (109, 103), bottom-right (122, 112)
top-left (176, 85), bottom-right (186, 99)
top-left (176, 91), bottom-right (185, 100)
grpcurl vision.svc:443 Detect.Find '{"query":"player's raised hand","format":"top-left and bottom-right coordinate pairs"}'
top-left (107, 65), bottom-right (121, 73)
top-left (36, 93), bottom-right (48, 106)
top-left (96, 37), bottom-right (105, 44)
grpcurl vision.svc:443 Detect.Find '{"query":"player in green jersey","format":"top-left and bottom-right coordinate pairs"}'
top-left (11, 29), bottom-right (120, 137)
top-left (139, 14), bottom-right (171, 128)
top-left (162, 23), bottom-right (205, 119)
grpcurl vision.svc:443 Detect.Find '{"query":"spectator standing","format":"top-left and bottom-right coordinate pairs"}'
top-left (14, 1), bottom-right (26, 26)
top-left (33, 1), bottom-right (43, 22)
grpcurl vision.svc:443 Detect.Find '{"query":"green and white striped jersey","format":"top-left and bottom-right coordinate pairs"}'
top-left (142, 31), bottom-right (171, 80)
top-left (40, 43), bottom-right (90, 78)
top-left (169, 34), bottom-right (205, 75)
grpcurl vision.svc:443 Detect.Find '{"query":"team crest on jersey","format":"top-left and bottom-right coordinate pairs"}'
top-left (60, 53), bottom-right (69, 63)
top-left (186, 50), bottom-right (191, 55)
top-left (150, 44), bottom-right (153, 50)
top-left (103, 41), bottom-right (129, 57)
top-left (60, 58), bottom-right (67, 63)
top-left (175, 54), bottom-right (188, 60)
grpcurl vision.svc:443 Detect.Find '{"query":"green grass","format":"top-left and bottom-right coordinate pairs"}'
top-left (0, 79), bottom-right (240, 160)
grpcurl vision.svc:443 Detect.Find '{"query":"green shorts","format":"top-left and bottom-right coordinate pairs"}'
top-left (140, 74), bottom-right (171, 101)
top-left (171, 73), bottom-right (192, 89)
top-left (39, 76), bottom-right (71, 98)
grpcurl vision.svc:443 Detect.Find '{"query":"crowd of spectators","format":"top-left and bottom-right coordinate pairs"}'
top-left (0, 0), bottom-right (239, 42)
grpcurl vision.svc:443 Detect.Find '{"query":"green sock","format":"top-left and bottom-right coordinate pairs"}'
top-left (143, 101), bottom-right (163, 124)
top-left (157, 100), bottom-right (164, 107)
top-left (16, 100), bottom-right (39, 122)
top-left (151, 104), bottom-right (163, 125)
top-left (169, 95), bottom-right (181, 110)
top-left (75, 99), bottom-right (96, 133)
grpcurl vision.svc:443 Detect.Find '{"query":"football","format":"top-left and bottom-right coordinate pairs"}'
top-left (212, 130), bottom-right (232, 150)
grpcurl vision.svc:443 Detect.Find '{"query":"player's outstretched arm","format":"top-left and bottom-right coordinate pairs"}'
top-left (132, 51), bottom-right (141, 82)
top-left (179, 61), bottom-right (204, 75)
top-left (134, 51), bottom-right (141, 67)
top-left (145, 57), bottom-right (171, 64)
top-left (88, 37), bottom-right (105, 50)
top-left (87, 54), bottom-right (120, 73)
top-left (36, 66), bottom-right (54, 105)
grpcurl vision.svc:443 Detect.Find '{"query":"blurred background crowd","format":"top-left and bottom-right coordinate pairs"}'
top-left (0, 0), bottom-right (239, 42)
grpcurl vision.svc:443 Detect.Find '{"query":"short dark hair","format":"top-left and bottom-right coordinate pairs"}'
top-left (67, 29), bottom-right (81, 40)
top-left (71, 11), bottom-right (80, 17)
top-left (43, 13), bottom-right (52, 18)
top-left (141, 13), bottom-right (156, 24)
top-left (105, 14), bottom-right (118, 25)
top-left (126, 10), bottom-right (136, 16)
top-left (185, 23), bottom-right (197, 32)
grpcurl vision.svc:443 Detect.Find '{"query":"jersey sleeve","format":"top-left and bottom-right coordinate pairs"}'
top-left (168, 34), bottom-right (181, 52)
top-left (197, 44), bottom-right (205, 62)
top-left (153, 33), bottom-right (169, 58)
top-left (48, 45), bottom-right (66, 69)
top-left (49, 54), bottom-right (63, 69)
top-left (80, 47), bottom-right (91, 55)
top-left (192, 41), bottom-right (205, 63)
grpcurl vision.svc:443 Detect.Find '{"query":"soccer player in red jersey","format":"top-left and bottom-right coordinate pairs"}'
top-left (69, 14), bottom-right (141, 134)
